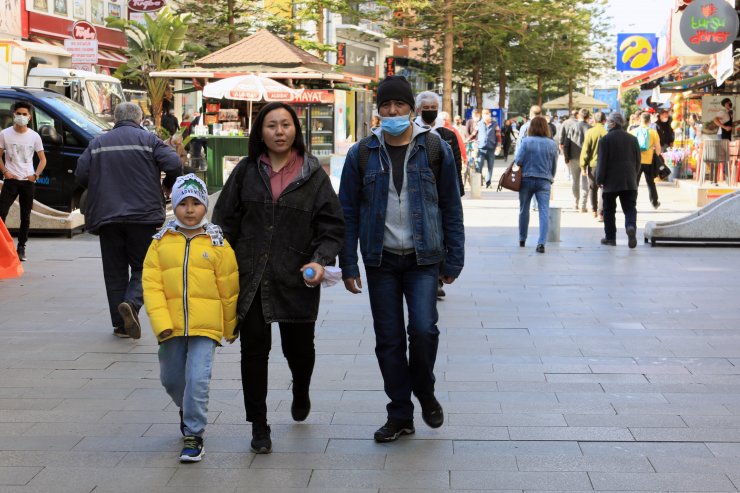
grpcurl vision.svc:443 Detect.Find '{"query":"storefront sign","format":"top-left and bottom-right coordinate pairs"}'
top-left (128, 0), bottom-right (166, 12)
top-left (72, 21), bottom-right (97, 40)
top-left (64, 39), bottom-right (99, 63)
top-left (679, 0), bottom-right (739, 55)
top-left (290, 90), bottom-right (334, 104)
top-left (344, 44), bottom-right (377, 78)
top-left (384, 56), bottom-right (396, 77)
top-left (336, 43), bottom-right (346, 66)
top-left (616, 34), bottom-right (659, 71)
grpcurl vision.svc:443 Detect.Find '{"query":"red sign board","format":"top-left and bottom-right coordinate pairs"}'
top-left (290, 90), bottom-right (335, 104)
top-left (384, 57), bottom-right (396, 77)
top-left (128, 0), bottom-right (167, 12)
top-left (336, 43), bottom-right (346, 66)
top-left (72, 21), bottom-right (97, 40)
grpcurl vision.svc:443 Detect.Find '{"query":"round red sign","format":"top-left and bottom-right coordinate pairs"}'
top-left (72, 21), bottom-right (97, 40)
top-left (128, 0), bottom-right (166, 12)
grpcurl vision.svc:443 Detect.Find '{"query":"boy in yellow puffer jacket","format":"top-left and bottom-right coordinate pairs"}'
top-left (142, 173), bottom-right (238, 463)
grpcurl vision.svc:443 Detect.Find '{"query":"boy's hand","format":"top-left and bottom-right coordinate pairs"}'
top-left (158, 329), bottom-right (173, 341)
top-left (226, 337), bottom-right (237, 344)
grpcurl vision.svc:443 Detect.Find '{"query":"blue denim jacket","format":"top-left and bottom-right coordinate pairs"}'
top-left (339, 126), bottom-right (465, 279)
top-left (514, 136), bottom-right (558, 182)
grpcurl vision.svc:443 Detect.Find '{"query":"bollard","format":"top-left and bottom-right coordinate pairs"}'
top-left (547, 206), bottom-right (561, 243)
top-left (470, 171), bottom-right (482, 199)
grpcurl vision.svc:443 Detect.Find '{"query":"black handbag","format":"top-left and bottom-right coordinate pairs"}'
top-left (652, 154), bottom-right (671, 181)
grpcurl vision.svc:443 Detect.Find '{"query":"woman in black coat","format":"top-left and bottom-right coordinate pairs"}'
top-left (501, 119), bottom-right (515, 161)
top-left (213, 102), bottom-right (345, 454)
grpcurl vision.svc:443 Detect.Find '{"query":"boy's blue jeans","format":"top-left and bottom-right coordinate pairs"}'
top-left (159, 336), bottom-right (217, 437)
top-left (365, 251), bottom-right (440, 421)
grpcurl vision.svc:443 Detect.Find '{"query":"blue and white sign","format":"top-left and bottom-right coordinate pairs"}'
top-left (616, 33), bottom-right (659, 72)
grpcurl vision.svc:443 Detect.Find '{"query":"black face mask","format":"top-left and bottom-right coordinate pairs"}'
top-left (421, 110), bottom-right (438, 125)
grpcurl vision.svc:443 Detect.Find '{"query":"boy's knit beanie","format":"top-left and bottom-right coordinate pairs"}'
top-left (171, 173), bottom-right (209, 209)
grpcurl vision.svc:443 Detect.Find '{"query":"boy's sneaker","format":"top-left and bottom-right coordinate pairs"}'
top-left (112, 326), bottom-right (131, 338)
top-left (374, 419), bottom-right (415, 442)
top-left (16, 246), bottom-right (26, 262)
top-left (179, 435), bottom-right (204, 463)
top-left (117, 301), bottom-right (141, 339)
top-left (251, 423), bottom-right (272, 454)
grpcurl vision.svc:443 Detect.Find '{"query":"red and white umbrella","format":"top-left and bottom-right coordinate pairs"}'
top-left (202, 75), bottom-right (296, 131)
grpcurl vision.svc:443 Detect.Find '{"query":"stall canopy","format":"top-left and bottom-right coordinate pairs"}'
top-left (150, 30), bottom-right (371, 85)
top-left (542, 92), bottom-right (610, 109)
top-left (620, 58), bottom-right (680, 93)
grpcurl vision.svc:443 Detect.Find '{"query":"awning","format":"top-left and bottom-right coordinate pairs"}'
top-left (30, 36), bottom-right (127, 68)
top-left (0, 39), bottom-right (70, 57)
top-left (620, 58), bottom-right (680, 92)
top-left (660, 73), bottom-right (715, 92)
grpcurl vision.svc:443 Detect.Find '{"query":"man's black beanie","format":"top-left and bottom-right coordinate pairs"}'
top-left (376, 75), bottom-right (415, 110)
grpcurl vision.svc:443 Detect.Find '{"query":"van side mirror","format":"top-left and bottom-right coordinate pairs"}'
top-left (39, 125), bottom-right (62, 146)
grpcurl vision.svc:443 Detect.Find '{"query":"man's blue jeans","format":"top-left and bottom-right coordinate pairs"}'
top-left (518, 177), bottom-right (552, 245)
top-left (365, 251), bottom-right (440, 421)
top-left (476, 149), bottom-right (495, 185)
top-left (159, 336), bottom-right (217, 437)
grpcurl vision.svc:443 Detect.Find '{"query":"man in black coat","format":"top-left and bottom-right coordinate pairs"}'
top-left (595, 112), bottom-right (641, 249)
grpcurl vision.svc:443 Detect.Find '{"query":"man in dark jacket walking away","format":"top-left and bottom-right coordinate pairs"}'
top-left (595, 112), bottom-right (641, 249)
top-left (76, 102), bottom-right (182, 339)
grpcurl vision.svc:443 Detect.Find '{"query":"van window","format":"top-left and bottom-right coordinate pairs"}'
top-left (39, 94), bottom-right (110, 136)
top-left (34, 106), bottom-right (55, 129)
top-left (85, 80), bottom-right (124, 118)
top-left (0, 99), bottom-right (13, 130)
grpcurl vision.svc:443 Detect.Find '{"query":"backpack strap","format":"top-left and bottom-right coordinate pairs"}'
top-left (357, 134), bottom-right (376, 180)
top-left (424, 131), bottom-right (443, 181)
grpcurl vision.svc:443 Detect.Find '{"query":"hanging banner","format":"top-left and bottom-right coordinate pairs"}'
top-left (679, 0), bottom-right (739, 55)
top-left (616, 34), bottom-right (659, 72)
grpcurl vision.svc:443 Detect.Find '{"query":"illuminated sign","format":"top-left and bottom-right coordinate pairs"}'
top-left (336, 43), bottom-right (346, 66)
top-left (384, 56), bottom-right (396, 77)
top-left (616, 34), bottom-right (659, 71)
top-left (679, 0), bottom-right (739, 55)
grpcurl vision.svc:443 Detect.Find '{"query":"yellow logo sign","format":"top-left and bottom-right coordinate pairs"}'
top-left (620, 35), bottom-right (653, 69)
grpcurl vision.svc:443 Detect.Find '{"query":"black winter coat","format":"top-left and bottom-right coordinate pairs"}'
top-left (212, 153), bottom-right (345, 324)
top-left (435, 126), bottom-right (465, 196)
top-left (595, 127), bottom-right (641, 193)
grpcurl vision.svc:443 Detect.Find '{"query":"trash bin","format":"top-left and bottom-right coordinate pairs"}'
top-left (204, 135), bottom-right (249, 193)
top-left (547, 206), bottom-right (561, 243)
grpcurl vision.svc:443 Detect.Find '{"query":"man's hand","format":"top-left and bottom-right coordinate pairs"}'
top-left (581, 169), bottom-right (587, 177)
top-left (27, 174), bottom-right (37, 182)
top-left (2, 171), bottom-right (18, 180)
top-left (441, 275), bottom-right (456, 285)
top-left (343, 277), bottom-right (363, 294)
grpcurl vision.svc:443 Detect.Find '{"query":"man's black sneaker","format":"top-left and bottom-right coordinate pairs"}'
top-left (374, 419), bottom-right (415, 442)
top-left (291, 392), bottom-right (311, 422)
top-left (251, 423), bottom-right (272, 454)
top-left (16, 246), bottom-right (26, 262)
top-left (179, 435), bottom-right (204, 463)
top-left (600, 238), bottom-right (616, 246)
top-left (626, 227), bottom-right (637, 249)
top-left (112, 326), bottom-right (131, 338)
top-left (418, 396), bottom-right (444, 428)
top-left (179, 408), bottom-right (186, 436)
top-left (117, 301), bottom-right (141, 339)
top-left (653, 201), bottom-right (661, 209)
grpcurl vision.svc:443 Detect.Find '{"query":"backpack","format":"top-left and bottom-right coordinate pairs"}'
top-left (357, 131), bottom-right (443, 181)
top-left (636, 127), bottom-right (651, 152)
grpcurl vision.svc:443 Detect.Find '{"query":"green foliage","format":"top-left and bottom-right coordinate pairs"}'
top-left (621, 89), bottom-right (640, 118)
top-left (107, 7), bottom-right (191, 127)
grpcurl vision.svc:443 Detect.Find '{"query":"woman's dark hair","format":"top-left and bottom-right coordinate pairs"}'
top-left (528, 116), bottom-right (550, 138)
top-left (247, 102), bottom-right (306, 161)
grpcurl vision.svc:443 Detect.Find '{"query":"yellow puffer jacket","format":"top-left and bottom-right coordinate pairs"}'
top-left (143, 222), bottom-right (239, 344)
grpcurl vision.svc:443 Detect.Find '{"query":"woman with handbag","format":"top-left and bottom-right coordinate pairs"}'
top-left (513, 116), bottom-right (558, 253)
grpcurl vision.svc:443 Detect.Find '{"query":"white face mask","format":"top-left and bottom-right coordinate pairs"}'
top-left (13, 115), bottom-right (29, 126)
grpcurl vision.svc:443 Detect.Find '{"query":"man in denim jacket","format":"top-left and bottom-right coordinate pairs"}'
top-left (339, 76), bottom-right (465, 443)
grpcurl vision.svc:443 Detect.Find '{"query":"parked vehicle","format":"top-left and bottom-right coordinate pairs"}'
top-left (0, 86), bottom-right (110, 212)
top-left (0, 40), bottom-right (125, 121)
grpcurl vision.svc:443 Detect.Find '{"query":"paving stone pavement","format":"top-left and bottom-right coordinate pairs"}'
top-left (1, 167), bottom-right (740, 492)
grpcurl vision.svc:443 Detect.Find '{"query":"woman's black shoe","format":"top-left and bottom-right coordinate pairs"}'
top-left (536, 244), bottom-right (545, 253)
top-left (291, 393), bottom-right (311, 422)
top-left (519, 240), bottom-right (525, 247)
top-left (250, 423), bottom-right (272, 454)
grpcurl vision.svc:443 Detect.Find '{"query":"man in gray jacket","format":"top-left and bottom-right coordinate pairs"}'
top-left (76, 102), bottom-right (181, 339)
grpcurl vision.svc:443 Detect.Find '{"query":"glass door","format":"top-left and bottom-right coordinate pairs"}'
top-left (309, 104), bottom-right (334, 157)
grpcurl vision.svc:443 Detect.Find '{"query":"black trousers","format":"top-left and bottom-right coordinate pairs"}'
top-left (637, 164), bottom-right (659, 206)
top-left (602, 190), bottom-right (638, 241)
top-left (239, 287), bottom-right (315, 424)
top-left (98, 223), bottom-right (157, 328)
top-left (0, 179), bottom-right (35, 247)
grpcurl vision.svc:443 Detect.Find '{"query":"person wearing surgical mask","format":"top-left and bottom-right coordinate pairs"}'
top-left (338, 75), bottom-right (465, 444)
top-left (0, 101), bottom-right (47, 262)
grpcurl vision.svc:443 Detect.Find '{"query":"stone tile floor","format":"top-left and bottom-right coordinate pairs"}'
top-left (1, 168), bottom-right (739, 492)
